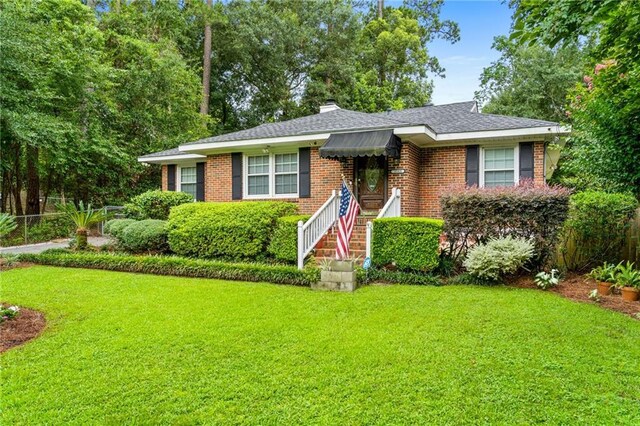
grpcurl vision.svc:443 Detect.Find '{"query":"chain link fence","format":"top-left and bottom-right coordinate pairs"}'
top-left (1, 206), bottom-right (123, 247)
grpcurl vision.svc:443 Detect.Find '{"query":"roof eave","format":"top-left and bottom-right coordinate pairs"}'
top-left (138, 153), bottom-right (206, 164)
top-left (435, 125), bottom-right (570, 142)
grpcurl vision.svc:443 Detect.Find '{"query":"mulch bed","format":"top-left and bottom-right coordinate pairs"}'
top-left (512, 273), bottom-right (640, 319)
top-left (0, 306), bottom-right (46, 353)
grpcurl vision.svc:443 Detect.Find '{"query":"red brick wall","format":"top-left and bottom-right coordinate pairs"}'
top-left (204, 154), bottom-right (232, 202)
top-left (298, 147), bottom-right (352, 214)
top-left (534, 141), bottom-right (545, 186)
top-left (158, 141), bottom-right (547, 217)
top-left (388, 142), bottom-right (421, 216)
top-left (186, 148), bottom-right (351, 214)
top-left (420, 145), bottom-right (467, 217)
top-left (161, 165), bottom-right (168, 191)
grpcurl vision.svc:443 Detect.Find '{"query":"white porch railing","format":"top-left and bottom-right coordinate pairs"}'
top-left (365, 188), bottom-right (401, 258)
top-left (297, 190), bottom-right (340, 269)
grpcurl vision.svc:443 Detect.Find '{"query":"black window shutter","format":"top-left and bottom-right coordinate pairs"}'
top-left (519, 142), bottom-right (534, 182)
top-left (167, 165), bottom-right (176, 191)
top-left (196, 162), bottom-right (205, 201)
top-left (231, 152), bottom-right (243, 200)
top-left (465, 145), bottom-right (480, 187)
top-left (298, 147), bottom-right (311, 198)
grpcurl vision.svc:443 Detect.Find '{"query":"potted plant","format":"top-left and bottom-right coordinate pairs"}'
top-left (615, 261), bottom-right (640, 302)
top-left (588, 262), bottom-right (617, 296)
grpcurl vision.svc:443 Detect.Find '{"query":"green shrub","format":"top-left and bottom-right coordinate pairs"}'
top-left (104, 219), bottom-right (137, 239)
top-left (440, 185), bottom-right (571, 266)
top-left (358, 267), bottom-right (441, 286)
top-left (124, 190), bottom-right (194, 220)
top-left (372, 217), bottom-right (443, 272)
top-left (168, 202), bottom-right (297, 260)
top-left (118, 219), bottom-right (168, 254)
top-left (17, 251), bottom-right (319, 286)
top-left (561, 191), bottom-right (638, 271)
top-left (463, 236), bottom-right (535, 282)
top-left (267, 215), bottom-right (310, 263)
top-left (0, 213), bottom-right (17, 238)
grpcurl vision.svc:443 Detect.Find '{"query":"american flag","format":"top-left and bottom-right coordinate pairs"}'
top-left (336, 180), bottom-right (360, 259)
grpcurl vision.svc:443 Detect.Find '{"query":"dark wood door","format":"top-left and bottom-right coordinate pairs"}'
top-left (356, 156), bottom-right (386, 211)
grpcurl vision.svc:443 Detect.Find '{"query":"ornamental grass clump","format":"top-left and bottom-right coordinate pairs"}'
top-left (463, 236), bottom-right (535, 283)
top-left (440, 184), bottom-right (571, 266)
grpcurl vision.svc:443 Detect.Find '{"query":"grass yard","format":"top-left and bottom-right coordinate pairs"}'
top-left (2, 267), bottom-right (640, 424)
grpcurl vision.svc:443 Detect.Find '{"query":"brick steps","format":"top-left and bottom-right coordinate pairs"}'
top-left (312, 217), bottom-right (372, 261)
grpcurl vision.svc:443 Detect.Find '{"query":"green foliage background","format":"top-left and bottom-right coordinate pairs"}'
top-left (0, 0), bottom-right (459, 212)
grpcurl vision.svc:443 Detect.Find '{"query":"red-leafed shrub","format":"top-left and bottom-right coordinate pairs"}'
top-left (440, 184), bottom-right (571, 266)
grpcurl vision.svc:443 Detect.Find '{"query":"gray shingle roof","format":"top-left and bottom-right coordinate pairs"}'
top-left (141, 101), bottom-right (563, 159)
top-left (138, 148), bottom-right (183, 159)
top-left (374, 101), bottom-right (558, 133)
top-left (182, 109), bottom-right (408, 145)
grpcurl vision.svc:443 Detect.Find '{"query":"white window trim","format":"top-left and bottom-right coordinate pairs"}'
top-left (479, 145), bottom-right (520, 188)
top-left (243, 151), bottom-right (299, 199)
top-left (176, 164), bottom-right (198, 199)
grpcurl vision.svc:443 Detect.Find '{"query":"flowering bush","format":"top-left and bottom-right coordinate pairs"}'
top-left (463, 236), bottom-right (535, 282)
top-left (0, 304), bottom-right (20, 323)
top-left (441, 184), bottom-right (571, 266)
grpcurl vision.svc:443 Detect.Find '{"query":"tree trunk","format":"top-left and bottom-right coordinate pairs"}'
top-left (378, 0), bottom-right (384, 19)
top-left (0, 168), bottom-right (9, 213)
top-left (200, 0), bottom-right (213, 115)
top-left (12, 143), bottom-right (23, 216)
top-left (76, 228), bottom-right (88, 250)
top-left (26, 145), bottom-right (40, 216)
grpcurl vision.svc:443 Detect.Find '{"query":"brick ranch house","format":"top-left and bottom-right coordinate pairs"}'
top-left (139, 100), bottom-right (568, 266)
top-left (139, 100), bottom-right (568, 217)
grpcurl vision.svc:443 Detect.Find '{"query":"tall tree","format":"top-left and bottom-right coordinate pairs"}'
top-left (200, 0), bottom-right (213, 115)
top-left (511, 0), bottom-right (640, 196)
top-left (475, 36), bottom-right (585, 122)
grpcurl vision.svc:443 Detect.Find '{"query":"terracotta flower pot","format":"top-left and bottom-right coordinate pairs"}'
top-left (621, 287), bottom-right (640, 302)
top-left (597, 281), bottom-right (613, 296)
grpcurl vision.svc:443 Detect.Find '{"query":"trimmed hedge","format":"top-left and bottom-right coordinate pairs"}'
top-left (168, 202), bottom-right (297, 260)
top-left (123, 190), bottom-right (193, 220)
top-left (17, 251), bottom-right (320, 286)
top-left (561, 191), bottom-right (638, 270)
top-left (372, 217), bottom-right (443, 272)
top-left (267, 215), bottom-right (311, 263)
top-left (104, 219), bottom-right (136, 239)
top-left (118, 219), bottom-right (168, 254)
top-left (358, 267), bottom-right (441, 286)
top-left (440, 185), bottom-right (571, 266)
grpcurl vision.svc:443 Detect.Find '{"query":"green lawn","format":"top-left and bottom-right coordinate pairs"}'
top-left (2, 267), bottom-right (640, 424)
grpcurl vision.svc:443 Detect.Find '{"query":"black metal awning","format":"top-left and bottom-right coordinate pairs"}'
top-left (319, 130), bottom-right (402, 158)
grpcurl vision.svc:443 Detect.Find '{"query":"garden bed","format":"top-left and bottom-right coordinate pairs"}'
top-left (0, 306), bottom-right (46, 352)
top-left (512, 274), bottom-right (640, 319)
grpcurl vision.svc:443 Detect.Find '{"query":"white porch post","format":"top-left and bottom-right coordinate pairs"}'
top-left (365, 221), bottom-right (373, 258)
top-left (297, 220), bottom-right (304, 270)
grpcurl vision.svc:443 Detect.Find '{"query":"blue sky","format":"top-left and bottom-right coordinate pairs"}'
top-left (420, 0), bottom-right (513, 105)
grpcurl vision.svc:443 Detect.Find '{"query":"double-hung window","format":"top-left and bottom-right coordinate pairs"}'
top-left (482, 147), bottom-right (517, 187)
top-left (245, 152), bottom-right (298, 198)
top-left (179, 166), bottom-right (197, 198)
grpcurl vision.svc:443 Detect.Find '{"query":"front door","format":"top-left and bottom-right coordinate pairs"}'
top-left (355, 156), bottom-right (386, 212)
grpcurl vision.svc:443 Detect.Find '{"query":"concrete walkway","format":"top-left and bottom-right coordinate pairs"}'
top-left (0, 237), bottom-right (111, 255)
